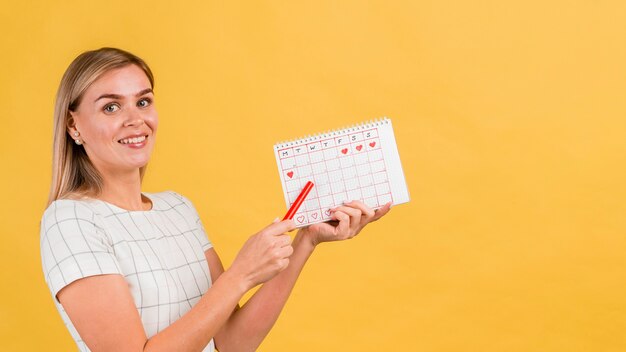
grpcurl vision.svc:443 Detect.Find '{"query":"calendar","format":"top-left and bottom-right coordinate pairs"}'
top-left (274, 118), bottom-right (410, 227)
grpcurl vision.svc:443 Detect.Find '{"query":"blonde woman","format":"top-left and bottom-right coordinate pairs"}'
top-left (41, 47), bottom-right (391, 352)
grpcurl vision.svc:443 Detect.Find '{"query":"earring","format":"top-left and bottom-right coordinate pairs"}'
top-left (72, 131), bottom-right (82, 145)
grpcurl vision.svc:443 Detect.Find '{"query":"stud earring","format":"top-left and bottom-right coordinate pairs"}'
top-left (72, 131), bottom-right (82, 145)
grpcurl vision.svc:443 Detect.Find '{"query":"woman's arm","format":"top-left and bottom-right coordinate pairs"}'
top-left (213, 201), bottom-right (391, 352)
top-left (57, 220), bottom-right (295, 352)
top-left (58, 268), bottom-right (245, 352)
top-left (210, 230), bottom-right (315, 352)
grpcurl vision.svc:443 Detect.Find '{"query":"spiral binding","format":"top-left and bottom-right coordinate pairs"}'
top-left (274, 117), bottom-right (390, 149)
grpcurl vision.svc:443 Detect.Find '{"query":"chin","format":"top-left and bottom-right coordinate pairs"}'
top-left (133, 159), bottom-right (151, 169)
top-left (126, 156), bottom-right (151, 170)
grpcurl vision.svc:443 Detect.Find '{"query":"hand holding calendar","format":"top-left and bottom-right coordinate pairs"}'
top-left (274, 118), bottom-right (410, 227)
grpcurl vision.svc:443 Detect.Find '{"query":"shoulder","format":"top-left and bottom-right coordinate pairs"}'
top-left (40, 199), bottom-right (101, 233)
top-left (40, 199), bottom-right (123, 299)
top-left (40, 199), bottom-right (111, 265)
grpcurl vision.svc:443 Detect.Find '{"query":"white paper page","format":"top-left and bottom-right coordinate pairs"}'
top-left (274, 118), bottom-right (410, 227)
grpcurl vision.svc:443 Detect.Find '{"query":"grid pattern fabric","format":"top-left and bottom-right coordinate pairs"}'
top-left (40, 191), bottom-right (215, 351)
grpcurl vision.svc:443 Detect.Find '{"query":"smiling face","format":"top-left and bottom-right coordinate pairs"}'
top-left (68, 64), bottom-right (158, 177)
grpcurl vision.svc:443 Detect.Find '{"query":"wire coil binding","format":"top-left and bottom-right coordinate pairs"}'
top-left (274, 117), bottom-right (390, 149)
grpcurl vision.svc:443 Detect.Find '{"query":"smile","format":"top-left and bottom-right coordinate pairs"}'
top-left (118, 135), bottom-right (148, 144)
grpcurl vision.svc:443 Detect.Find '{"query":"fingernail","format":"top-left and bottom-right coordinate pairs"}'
top-left (272, 217), bottom-right (280, 223)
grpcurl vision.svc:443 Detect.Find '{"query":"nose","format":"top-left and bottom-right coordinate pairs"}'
top-left (123, 112), bottom-right (145, 127)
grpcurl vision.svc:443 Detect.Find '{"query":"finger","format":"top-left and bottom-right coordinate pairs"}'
top-left (330, 210), bottom-right (350, 237)
top-left (275, 244), bottom-right (294, 258)
top-left (262, 219), bottom-right (296, 235)
top-left (275, 234), bottom-right (292, 247)
top-left (277, 258), bottom-right (290, 271)
top-left (343, 200), bottom-right (375, 221)
top-left (372, 202), bottom-right (392, 221)
top-left (284, 244), bottom-right (294, 257)
top-left (333, 205), bottom-right (362, 234)
top-left (333, 204), bottom-right (362, 220)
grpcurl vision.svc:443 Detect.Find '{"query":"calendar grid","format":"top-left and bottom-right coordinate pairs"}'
top-left (350, 133), bottom-right (367, 207)
top-left (279, 127), bottom-right (393, 225)
top-left (275, 118), bottom-right (408, 227)
top-left (317, 139), bottom-right (328, 220)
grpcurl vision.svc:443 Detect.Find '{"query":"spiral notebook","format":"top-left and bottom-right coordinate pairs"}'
top-left (273, 117), bottom-right (409, 227)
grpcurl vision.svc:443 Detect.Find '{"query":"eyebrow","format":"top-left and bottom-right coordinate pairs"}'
top-left (94, 88), bottom-right (153, 103)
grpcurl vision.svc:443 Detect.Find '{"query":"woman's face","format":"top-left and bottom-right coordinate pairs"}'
top-left (69, 64), bottom-right (158, 177)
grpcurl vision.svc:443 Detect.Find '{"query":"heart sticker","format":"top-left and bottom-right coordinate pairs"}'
top-left (341, 148), bottom-right (348, 154)
top-left (287, 171), bottom-right (294, 178)
top-left (356, 145), bottom-right (363, 151)
top-left (296, 215), bottom-right (305, 223)
top-left (369, 141), bottom-right (376, 148)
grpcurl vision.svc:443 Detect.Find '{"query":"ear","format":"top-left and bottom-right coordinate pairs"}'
top-left (67, 111), bottom-right (78, 136)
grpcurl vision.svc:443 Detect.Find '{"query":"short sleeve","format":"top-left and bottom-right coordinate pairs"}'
top-left (169, 192), bottom-right (213, 252)
top-left (40, 200), bottom-right (123, 302)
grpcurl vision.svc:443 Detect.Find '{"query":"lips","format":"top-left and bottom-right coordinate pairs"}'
top-left (118, 135), bottom-right (148, 145)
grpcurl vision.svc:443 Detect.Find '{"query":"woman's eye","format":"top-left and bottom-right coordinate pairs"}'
top-left (138, 98), bottom-right (152, 108)
top-left (104, 103), bottom-right (120, 113)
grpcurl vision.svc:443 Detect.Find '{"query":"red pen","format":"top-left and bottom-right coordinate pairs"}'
top-left (283, 181), bottom-right (315, 220)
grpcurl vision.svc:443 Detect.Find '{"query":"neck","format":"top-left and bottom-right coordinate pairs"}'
top-left (97, 168), bottom-right (150, 211)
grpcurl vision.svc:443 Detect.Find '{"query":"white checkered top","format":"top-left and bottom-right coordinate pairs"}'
top-left (40, 191), bottom-right (215, 351)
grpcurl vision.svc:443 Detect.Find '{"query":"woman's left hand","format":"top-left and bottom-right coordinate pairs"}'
top-left (298, 200), bottom-right (392, 247)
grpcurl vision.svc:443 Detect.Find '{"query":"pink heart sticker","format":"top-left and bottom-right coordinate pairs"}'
top-left (356, 145), bottom-right (363, 151)
top-left (369, 141), bottom-right (376, 148)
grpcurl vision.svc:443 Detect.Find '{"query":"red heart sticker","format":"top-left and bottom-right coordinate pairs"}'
top-left (356, 145), bottom-right (363, 151)
top-left (341, 148), bottom-right (348, 154)
top-left (287, 171), bottom-right (294, 178)
top-left (311, 213), bottom-right (318, 219)
top-left (369, 141), bottom-right (376, 148)
top-left (296, 215), bottom-right (305, 223)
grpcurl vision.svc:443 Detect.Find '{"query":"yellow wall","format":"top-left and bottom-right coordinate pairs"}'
top-left (1, 1), bottom-right (625, 351)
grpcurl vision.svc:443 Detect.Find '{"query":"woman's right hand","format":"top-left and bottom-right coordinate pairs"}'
top-left (228, 219), bottom-right (296, 291)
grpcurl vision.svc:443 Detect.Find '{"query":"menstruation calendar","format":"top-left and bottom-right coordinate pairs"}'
top-left (274, 118), bottom-right (410, 227)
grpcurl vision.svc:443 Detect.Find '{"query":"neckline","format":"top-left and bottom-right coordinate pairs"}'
top-left (96, 193), bottom-right (156, 213)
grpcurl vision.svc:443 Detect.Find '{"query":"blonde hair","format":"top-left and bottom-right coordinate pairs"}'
top-left (48, 47), bottom-right (155, 205)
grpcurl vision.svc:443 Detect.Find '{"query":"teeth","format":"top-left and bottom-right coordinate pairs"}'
top-left (119, 135), bottom-right (147, 144)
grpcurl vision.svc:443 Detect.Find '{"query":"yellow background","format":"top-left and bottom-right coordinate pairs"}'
top-left (1, 1), bottom-right (625, 351)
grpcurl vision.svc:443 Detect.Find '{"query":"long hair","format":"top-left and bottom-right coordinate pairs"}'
top-left (48, 47), bottom-right (154, 205)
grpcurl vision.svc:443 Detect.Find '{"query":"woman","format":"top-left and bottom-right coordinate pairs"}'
top-left (41, 47), bottom-right (391, 352)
